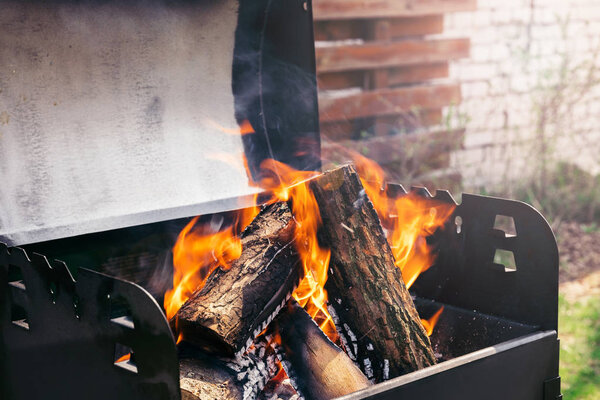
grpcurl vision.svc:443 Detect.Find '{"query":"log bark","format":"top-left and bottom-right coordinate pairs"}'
top-left (273, 300), bottom-right (371, 400)
top-left (175, 202), bottom-right (301, 357)
top-left (179, 336), bottom-right (279, 400)
top-left (180, 358), bottom-right (243, 400)
top-left (309, 164), bottom-right (436, 380)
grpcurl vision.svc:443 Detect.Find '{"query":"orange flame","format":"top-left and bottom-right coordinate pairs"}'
top-left (259, 159), bottom-right (337, 340)
top-left (115, 353), bottom-right (131, 363)
top-left (165, 120), bottom-right (455, 345)
top-left (164, 205), bottom-right (258, 321)
top-left (206, 118), bottom-right (255, 135)
top-left (351, 154), bottom-right (455, 289)
top-left (421, 306), bottom-right (444, 336)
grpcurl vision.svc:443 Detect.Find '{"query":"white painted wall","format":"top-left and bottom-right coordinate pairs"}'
top-left (443, 0), bottom-right (600, 190)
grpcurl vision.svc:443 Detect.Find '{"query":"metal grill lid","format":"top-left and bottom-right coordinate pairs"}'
top-left (0, 0), bottom-right (320, 246)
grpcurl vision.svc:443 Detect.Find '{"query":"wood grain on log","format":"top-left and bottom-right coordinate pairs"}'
top-left (175, 202), bottom-right (301, 357)
top-left (179, 336), bottom-right (279, 400)
top-left (309, 164), bottom-right (436, 380)
top-left (274, 300), bottom-right (371, 400)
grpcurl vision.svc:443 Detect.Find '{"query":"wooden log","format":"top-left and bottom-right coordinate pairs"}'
top-left (180, 358), bottom-right (243, 400)
top-left (273, 300), bottom-right (371, 400)
top-left (308, 165), bottom-right (436, 380)
top-left (174, 202), bottom-right (301, 357)
top-left (179, 336), bottom-right (280, 400)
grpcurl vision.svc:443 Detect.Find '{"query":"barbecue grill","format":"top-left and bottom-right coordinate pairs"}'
top-left (0, 1), bottom-right (561, 399)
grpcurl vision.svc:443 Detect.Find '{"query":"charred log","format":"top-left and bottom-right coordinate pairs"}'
top-left (273, 300), bottom-right (371, 400)
top-left (179, 336), bottom-right (279, 400)
top-left (175, 202), bottom-right (302, 357)
top-left (309, 164), bottom-right (436, 380)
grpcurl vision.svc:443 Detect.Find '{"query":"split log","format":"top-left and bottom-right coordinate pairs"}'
top-left (273, 300), bottom-right (371, 400)
top-left (179, 336), bottom-right (280, 400)
top-left (175, 202), bottom-right (302, 356)
top-left (180, 357), bottom-right (243, 400)
top-left (309, 164), bottom-right (436, 380)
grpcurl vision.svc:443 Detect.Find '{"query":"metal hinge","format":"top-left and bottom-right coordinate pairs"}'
top-left (544, 376), bottom-right (562, 400)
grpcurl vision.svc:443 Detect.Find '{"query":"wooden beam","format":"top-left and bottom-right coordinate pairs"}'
top-left (313, 0), bottom-right (477, 21)
top-left (318, 63), bottom-right (449, 91)
top-left (388, 62), bottom-right (449, 86)
top-left (367, 19), bottom-right (392, 136)
top-left (390, 15), bottom-right (445, 38)
top-left (318, 71), bottom-right (365, 91)
top-left (314, 20), bottom-right (366, 41)
top-left (316, 38), bottom-right (469, 73)
top-left (319, 110), bottom-right (443, 141)
top-left (318, 84), bottom-right (461, 122)
top-left (314, 16), bottom-right (444, 42)
top-left (321, 129), bottom-right (465, 172)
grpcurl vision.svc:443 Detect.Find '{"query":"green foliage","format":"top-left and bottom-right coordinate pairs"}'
top-left (559, 294), bottom-right (600, 399)
top-left (510, 162), bottom-right (600, 224)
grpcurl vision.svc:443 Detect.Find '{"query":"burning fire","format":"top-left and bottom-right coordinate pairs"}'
top-left (352, 154), bottom-right (455, 290)
top-left (421, 306), bottom-right (444, 336)
top-left (259, 159), bottom-right (337, 339)
top-left (164, 205), bottom-right (258, 321)
top-left (164, 120), bottom-right (454, 343)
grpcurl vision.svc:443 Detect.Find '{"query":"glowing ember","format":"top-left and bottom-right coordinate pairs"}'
top-left (421, 306), bottom-right (444, 336)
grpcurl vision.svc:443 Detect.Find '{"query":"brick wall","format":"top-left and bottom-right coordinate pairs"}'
top-left (443, 0), bottom-right (600, 190)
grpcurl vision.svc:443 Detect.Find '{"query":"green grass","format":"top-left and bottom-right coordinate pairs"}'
top-left (559, 293), bottom-right (600, 398)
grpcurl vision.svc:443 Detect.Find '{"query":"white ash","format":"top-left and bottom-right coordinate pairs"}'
top-left (363, 358), bottom-right (374, 379)
top-left (352, 189), bottom-right (367, 209)
top-left (338, 331), bottom-right (356, 361)
top-left (383, 359), bottom-right (390, 381)
top-left (224, 336), bottom-right (279, 400)
top-left (239, 288), bottom-right (295, 357)
top-left (327, 304), bottom-right (340, 325)
top-left (343, 323), bottom-right (357, 343)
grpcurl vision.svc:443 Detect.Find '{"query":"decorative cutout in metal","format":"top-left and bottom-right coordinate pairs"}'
top-left (0, 242), bottom-right (180, 400)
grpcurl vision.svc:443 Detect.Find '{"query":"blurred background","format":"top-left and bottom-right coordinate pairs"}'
top-left (312, 0), bottom-right (600, 397)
